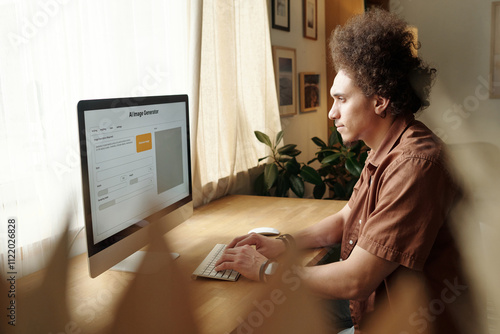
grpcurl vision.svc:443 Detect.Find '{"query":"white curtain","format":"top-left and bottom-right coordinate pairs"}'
top-left (193, 0), bottom-right (281, 206)
top-left (0, 0), bottom-right (197, 276)
top-left (0, 0), bottom-right (280, 276)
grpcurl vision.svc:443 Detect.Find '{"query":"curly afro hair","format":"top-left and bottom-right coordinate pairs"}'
top-left (329, 9), bottom-right (436, 116)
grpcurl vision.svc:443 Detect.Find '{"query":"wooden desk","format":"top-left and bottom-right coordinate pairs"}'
top-left (17, 195), bottom-right (346, 333)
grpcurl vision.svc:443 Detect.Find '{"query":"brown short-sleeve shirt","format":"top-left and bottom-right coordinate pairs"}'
top-left (343, 115), bottom-right (473, 332)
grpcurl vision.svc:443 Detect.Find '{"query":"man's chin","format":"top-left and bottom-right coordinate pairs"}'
top-left (339, 134), bottom-right (359, 148)
top-left (343, 140), bottom-right (359, 149)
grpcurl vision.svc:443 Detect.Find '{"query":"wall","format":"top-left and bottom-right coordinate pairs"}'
top-left (267, 0), bottom-right (500, 196)
top-left (267, 0), bottom-right (329, 177)
top-left (396, 0), bottom-right (500, 150)
top-left (269, 0), bottom-right (500, 154)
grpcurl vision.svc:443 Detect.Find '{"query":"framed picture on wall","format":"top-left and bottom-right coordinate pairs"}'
top-left (272, 0), bottom-right (290, 32)
top-left (299, 72), bottom-right (320, 112)
top-left (272, 46), bottom-right (297, 116)
top-left (303, 0), bottom-right (317, 40)
top-left (491, 1), bottom-right (500, 98)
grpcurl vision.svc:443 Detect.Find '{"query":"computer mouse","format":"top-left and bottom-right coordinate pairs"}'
top-left (247, 227), bottom-right (280, 236)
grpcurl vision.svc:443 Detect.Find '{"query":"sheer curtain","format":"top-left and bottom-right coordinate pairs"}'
top-left (0, 0), bottom-right (279, 276)
top-left (192, 0), bottom-right (281, 206)
top-left (0, 0), bottom-right (198, 276)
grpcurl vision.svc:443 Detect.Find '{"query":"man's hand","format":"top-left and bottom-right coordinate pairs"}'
top-left (227, 232), bottom-right (287, 259)
top-left (214, 245), bottom-right (267, 281)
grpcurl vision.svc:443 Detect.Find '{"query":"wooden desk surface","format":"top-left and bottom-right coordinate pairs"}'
top-left (17, 195), bottom-right (346, 334)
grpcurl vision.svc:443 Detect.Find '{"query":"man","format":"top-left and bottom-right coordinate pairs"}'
top-left (216, 9), bottom-right (477, 333)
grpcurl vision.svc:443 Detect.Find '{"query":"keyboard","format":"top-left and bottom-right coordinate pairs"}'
top-left (191, 244), bottom-right (240, 281)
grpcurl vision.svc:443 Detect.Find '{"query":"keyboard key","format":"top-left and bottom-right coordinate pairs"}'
top-left (192, 244), bottom-right (241, 281)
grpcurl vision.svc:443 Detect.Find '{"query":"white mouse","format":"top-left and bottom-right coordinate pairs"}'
top-left (248, 227), bottom-right (280, 236)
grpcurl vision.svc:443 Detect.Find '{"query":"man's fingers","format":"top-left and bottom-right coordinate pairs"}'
top-left (214, 262), bottom-right (229, 272)
top-left (227, 235), bottom-right (248, 248)
top-left (235, 233), bottom-right (260, 248)
top-left (215, 251), bottom-right (235, 266)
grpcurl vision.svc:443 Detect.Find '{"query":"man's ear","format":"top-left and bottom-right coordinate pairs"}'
top-left (373, 95), bottom-right (390, 117)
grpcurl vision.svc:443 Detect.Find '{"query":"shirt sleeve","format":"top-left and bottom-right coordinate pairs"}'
top-left (357, 155), bottom-right (459, 270)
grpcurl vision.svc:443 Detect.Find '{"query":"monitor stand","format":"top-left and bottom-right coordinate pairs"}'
top-left (111, 250), bottom-right (180, 274)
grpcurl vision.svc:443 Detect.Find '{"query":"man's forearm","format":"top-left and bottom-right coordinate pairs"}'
top-left (300, 246), bottom-right (399, 300)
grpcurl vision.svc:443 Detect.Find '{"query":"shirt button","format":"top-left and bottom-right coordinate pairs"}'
top-left (349, 240), bottom-right (353, 245)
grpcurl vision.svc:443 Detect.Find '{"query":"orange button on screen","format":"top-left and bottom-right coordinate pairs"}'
top-left (136, 133), bottom-right (152, 152)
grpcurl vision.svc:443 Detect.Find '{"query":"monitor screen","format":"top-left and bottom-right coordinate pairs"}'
top-left (77, 95), bottom-right (192, 278)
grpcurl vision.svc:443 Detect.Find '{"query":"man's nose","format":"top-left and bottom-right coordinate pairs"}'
top-left (328, 102), bottom-right (339, 120)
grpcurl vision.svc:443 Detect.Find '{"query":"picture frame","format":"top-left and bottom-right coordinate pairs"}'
top-left (272, 46), bottom-right (297, 116)
top-left (490, 1), bottom-right (500, 98)
top-left (272, 0), bottom-right (290, 32)
top-left (299, 72), bottom-right (320, 113)
top-left (303, 0), bottom-right (317, 40)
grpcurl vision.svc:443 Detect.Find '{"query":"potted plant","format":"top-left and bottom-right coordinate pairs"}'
top-left (253, 130), bottom-right (323, 198)
top-left (308, 126), bottom-right (369, 200)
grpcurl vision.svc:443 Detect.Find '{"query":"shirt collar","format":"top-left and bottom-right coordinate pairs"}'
top-left (367, 114), bottom-right (415, 168)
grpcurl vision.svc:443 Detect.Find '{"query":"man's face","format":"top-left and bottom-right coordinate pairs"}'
top-left (328, 70), bottom-right (379, 146)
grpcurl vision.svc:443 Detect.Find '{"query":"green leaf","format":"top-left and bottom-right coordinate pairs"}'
top-left (300, 165), bottom-right (323, 186)
top-left (275, 174), bottom-right (290, 197)
top-left (345, 158), bottom-right (362, 177)
top-left (324, 178), bottom-right (336, 189)
top-left (286, 149), bottom-right (302, 157)
top-left (285, 158), bottom-right (301, 175)
top-left (350, 141), bottom-right (361, 151)
top-left (333, 182), bottom-right (346, 199)
top-left (313, 183), bottom-right (327, 199)
top-left (317, 165), bottom-right (332, 177)
top-left (255, 131), bottom-right (272, 148)
top-left (311, 136), bottom-right (326, 148)
top-left (329, 128), bottom-right (339, 146)
top-left (317, 148), bottom-right (338, 154)
top-left (278, 157), bottom-right (292, 163)
top-left (275, 131), bottom-right (284, 147)
top-left (264, 163), bottom-right (278, 190)
top-left (321, 152), bottom-right (342, 165)
top-left (307, 157), bottom-right (319, 165)
top-left (289, 174), bottom-right (305, 198)
top-left (254, 173), bottom-right (268, 196)
top-left (359, 151), bottom-right (368, 165)
top-left (345, 179), bottom-right (358, 198)
top-left (335, 128), bottom-right (344, 146)
top-left (278, 144), bottom-right (298, 155)
top-left (258, 156), bottom-right (270, 163)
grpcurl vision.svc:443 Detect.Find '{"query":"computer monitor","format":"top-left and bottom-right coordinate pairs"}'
top-left (77, 94), bottom-right (192, 278)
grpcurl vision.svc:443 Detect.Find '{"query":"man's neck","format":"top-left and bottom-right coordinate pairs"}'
top-left (364, 114), bottom-right (397, 152)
